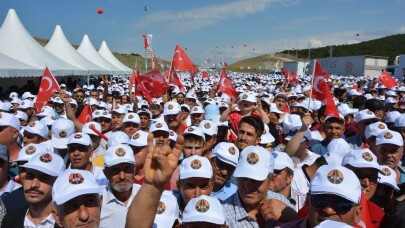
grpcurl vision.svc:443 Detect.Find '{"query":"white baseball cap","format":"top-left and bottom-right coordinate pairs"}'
top-left (272, 151), bottom-right (294, 171)
top-left (169, 130), bottom-right (178, 142)
top-left (35, 106), bottom-right (55, 118)
top-left (198, 120), bottom-right (217, 136)
top-left (153, 191), bottom-right (180, 228)
top-left (22, 152), bottom-right (65, 177)
top-left (22, 92), bottom-right (36, 100)
top-left (40, 115), bottom-right (57, 126)
top-left (137, 108), bottom-right (152, 119)
top-left (24, 121), bottom-right (49, 139)
top-left (14, 143), bottom-right (50, 162)
top-left (53, 97), bottom-right (64, 104)
top-left (323, 138), bottom-right (351, 166)
top-left (233, 146), bottom-right (274, 181)
top-left (19, 99), bottom-right (34, 109)
top-left (394, 114), bottom-right (405, 128)
top-left (338, 103), bottom-right (359, 117)
top-left (82, 122), bottom-right (102, 137)
top-left (129, 130), bottom-right (148, 147)
top-left (123, 113), bottom-right (141, 124)
top-left (310, 165), bottom-right (361, 204)
top-left (342, 149), bottom-right (382, 173)
top-left (111, 105), bottom-right (128, 115)
top-left (52, 169), bottom-right (101, 205)
top-left (104, 144), bottom-right (135, 167)
top-left (355, 109), bottom-right (380, 123)
top-left (107, 131), bottom-right (130, 147)
top-left (365, 122), bottom-right (388, 140)
top-left (67, 133), bottom-right (92, 147)
top-left (190, 106), bottom-right (204, 114)
top-left (9, 92), bottom-right (18, 99)
top-left (283, 114), bottom-right (302, 136)
top-left (261, 124), bottom-right (275, 144)
top-left (163, 101), bottom-right (181, 116)
top-left (180, 155), bottom-right (213, 180)
top-left (180, 104), bottom-right (191, 112)
top-left (14, 110), bottom-right (28, 121)
top-left (150, 120), bottom-right (169, 133)
top-left (385, 111), bottom-right (401, 124)
top-left (10, 98), bottom-right (21, 105)
top-left (376, 130), bottom-right (403, 147)
top-left (0, 112), bottom-right (20, 130)
top-left (237, 93), bottom-right (256, 104)
top-left (314, 220), bottom-right (352, 228)
top-left (378, 165), bottom-right (400, 191)
top-left (211, 142), bottom-right (239, 167)
top-left (182, 195), bottom-right (225, 225)
top-left (186, 92), bottom-right (197, 100)
top-left (51, 119), bottom-right (75, 149)
top-left (347, 89), bottom-right (362, 96)
top-left (183, 126), bottom-right (205, 141)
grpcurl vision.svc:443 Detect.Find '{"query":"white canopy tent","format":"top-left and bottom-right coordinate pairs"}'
top-left (0, 9), bottom-right (84, 76)
top-left (77, 35), bottom-right (125, 74)
top-left (0, 52), bottom-right (42, 77)
top-left (45, 25), bottom-right (109, 75)
top-left (98, 41), bottom-right (132, 73)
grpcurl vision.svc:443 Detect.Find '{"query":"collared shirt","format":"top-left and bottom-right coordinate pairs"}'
top-left (310, 139), bottom-right (330, 156)
top-left (0, 178), bottom-right (21, 197)
top-left (99, 184), bottom-right (141, 228)
top-left (23, 211), bottom-right (55, 228)
top-left (211, 181), bottom-right (237, 202)
top-left (291, 149), bottom-right (320, 168)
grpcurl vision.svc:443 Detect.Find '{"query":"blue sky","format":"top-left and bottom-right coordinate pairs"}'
top-left (1, 0), bottom-right (404, 66)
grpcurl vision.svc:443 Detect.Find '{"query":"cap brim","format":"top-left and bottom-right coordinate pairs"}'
top-left (54, 187), bottom-right (101, 205)
top-left (51, 135), bottom-right (69, 149)
top-left (22, 163), bottom-right (59, 176)
top-left (233, 166), bottom-right (268, 181)
top-left (105, 159), bottom-right (135, 167)
top-left (310, 185), bottom-right (359, 204)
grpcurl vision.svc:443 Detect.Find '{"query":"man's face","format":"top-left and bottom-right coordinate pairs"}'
top-left (185, 98), bottom-right (197, 108)
top-left (153, 131), bottom-right (169, 147)
top-left (121, 96), bottom-right (129, 104)
top-left (270, 168), bottom-right (293, 194)
top-left (346, 167), bottom-right (378, 200)
top-left (183, 138), bottom-right (204, 158)
top-left (275, 98), bottom-right (287, 111)
top-left (122, 122), bottom-right (140, 137)
top-left (324, 122), bottom-right (345, 140)
top-left (0, 126), bottom-right (18, 146)
top-left (111, 113), bottom-right (125, 131)
top-left (236, 123), bottom-right (259, 151)
top-left (97, 117), bottom-right (112, 133)
top-left (308, 194), bottom-right (361, 227)
top-left (56, 194), bottom-right (101, 228)
top-left (23, 131), bottom-right (44, 147)
top-left (376, 143), bottom-right (404, 169)
top-left (164, 114), bottom-right (181, 130)
top-left (68, 144), bottom-right (92, 170)
top-left (75, 92), bottom-right (85, 103)
top-left (105, 163), bottom-right (135, 193)
top-left (211, 157), bottom-right (236, 188)
top-left (237, 177), bottom-right (270, 206)
top-left (23, 169), bottom-right (55, 205)
top-left (138, 114), bottom-right (150, 130)
top-left (239, 101), bottom-right (255, 114)
top-left (191, 113), bottom-right (204, 126)
top-left (176, 94), bottom-right (185, 104)
top-left (54, 103), bottom-right (65, 114)
top-left (179, 177), bottom-right (213, 206)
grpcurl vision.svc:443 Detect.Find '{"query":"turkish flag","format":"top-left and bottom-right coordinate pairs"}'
top-left (35, 67), bottom-right (60, 111)
top-left (311, 60), bottom-right (339, 118)
top-left (168, 66), bottom-right (186, 92)
top-left (282, 68), bottom-right (298, 85)
top-left (77, 104), bottom-right (92, 124)
top-left (379, 72), bottom-right (396, 89)
top-left (130, 69), bottom-right (138, 84)
top-left (217, 69), bottom-right (237, 100)
top-left (202, 71), bottom-right (210, 81)
top-left (172, 45), bottom-right (199, 77)
top-left (135, 69), bottom-right (168, 102)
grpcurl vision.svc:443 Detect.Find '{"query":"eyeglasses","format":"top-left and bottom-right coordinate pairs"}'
top-left (68, 145), bottom-right (90, 153)
top-left (153, 131), bottom-right (169, 139)
top-left (311, 194), bottom-right (355, 214)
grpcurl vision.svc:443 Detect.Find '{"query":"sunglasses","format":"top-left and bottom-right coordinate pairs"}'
top-left (153, 131), bottom-right (169, 139)
top-left (353, 170), bottom-right (380, 184)
top-left (311, 194), bottom-right (355, 214)
top-left (68, 145), bottom-right (90, 153)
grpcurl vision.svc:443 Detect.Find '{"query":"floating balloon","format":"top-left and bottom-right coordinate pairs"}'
top-left (97, 8), bottom-right (103, 14)
top-left (244, 44), bottom-right (247, 47)
top-left (356, 33), bottom-right (360, 37)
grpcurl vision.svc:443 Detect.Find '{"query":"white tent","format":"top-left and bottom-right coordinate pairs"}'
top-left (45, 25), bottom-right (109, 75)
top-left (0, 52), bottom-right (42, 77)
top-left (77, 35), bottom-right (124, 74)
top-left (0, 9), bottom-right (83, 76)
top-left (98, 41), bottom-right (132, 73)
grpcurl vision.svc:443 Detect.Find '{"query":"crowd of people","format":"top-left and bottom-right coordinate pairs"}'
top-left (0, 70), bottom-right (403, 227)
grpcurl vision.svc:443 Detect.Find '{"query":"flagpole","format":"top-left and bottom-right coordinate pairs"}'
top-left (144, 5), bottom-right (148, 72)
top-left (308, 59), bottom-right (316, 110)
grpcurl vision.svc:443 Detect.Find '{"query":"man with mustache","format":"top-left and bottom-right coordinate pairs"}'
top-left (100, 144), bottom-right (140, 228)
top-left (1, 151), bottom-right (65, 227)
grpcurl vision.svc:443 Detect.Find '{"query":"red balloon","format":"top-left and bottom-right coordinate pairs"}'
top-left (97, 8), bottom-right (103, 14)
top-left (356, 33), bottom-right (360, 36)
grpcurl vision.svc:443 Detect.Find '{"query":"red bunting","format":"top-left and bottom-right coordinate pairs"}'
top-left (35, 67), bottom-right (60, 111)
top-left (217, 69), bottom-right (237, 101)
top-left (311, 60), bottom-right (339, 118)
top-left (378, 72), bottom-right (396, 89)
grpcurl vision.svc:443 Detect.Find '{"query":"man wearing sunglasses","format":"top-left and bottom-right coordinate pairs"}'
top-left (279, 165), bottom-right (362, 227)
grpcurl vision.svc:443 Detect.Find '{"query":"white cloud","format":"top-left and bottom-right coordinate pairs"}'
top-left (275, 16), bottom-right (331, 30)
top-left (309, 38), bottom-right (323, 48)
top-left (136, 0), bottom-right (300, 33)
top-left (396, 25), bottom-right (405, 33)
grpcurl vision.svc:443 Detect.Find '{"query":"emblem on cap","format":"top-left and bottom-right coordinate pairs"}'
top-left (74, 134), bottom-right (82, 139)
top-left (59, 130), bottom-right (67, 138)
top-left (25, 146), bottom-right (36, 155)
top-left (39, 153), bottom-right (53, 163)
top-left (114, 106), bottom-right (120, 110)
top-left (191, 94), bottom-right (195, 97)
top-left (187, 127), bottom-right (195, 132)
top-left (157, 201), bottom-right (166, 214)
top-left (133, 133), bottom-right (140, 139)
top-left (204, 122), bottom-right (211, 129)
top-left (229, 146), bottom-right (236, 155)
top-left (381, 167), bottom-right (391, 176)
top-left (89, 124), bottom-right (95, 129)
top-left (366, 110), bottom-right (373, 115)
top-left (128, 114), bottom-right (134, 119)
top-left (362, 152), bottom-right (373, 162)
top-left (327, 169), bottom-right (344, 184)
top-left (69, 173), bottom-right (84, 185)
top-left (168, 104), bottom-right (174, 110)
top-left (156, 123), bottom-right (163, 128)
top-left (29, 122), bottom-right (36, 127)
top-left (377, 123), bottom-right (385, 129)
top-left (51, 116), bottom-right (56, 120)
top-left (21, 101), bottom-right (25, 105)
top-left (190, 159), bottom-right (202, 169)
top-left (115, 148), bottom-right (126, 157)
top-left (193, 107), bottom-right (198, 111)
top-left (169, 131), bottom-right (174, 136)
top-left (247, 152), bottom-right (259, 165)
top-left (95, 111), bottom-right (100, 115)
top-left (242, 94), bottom-right (248, 99)
top-left (103, 111), bottom-right (108, 115)
top-left (384, 132), bottom-right (393, 139)
top-left (195, 199), bottom-right (210, 213)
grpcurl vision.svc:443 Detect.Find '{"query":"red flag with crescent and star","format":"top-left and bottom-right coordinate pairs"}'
top-left (77, 104), bottom-right (92, 124)
top-left (202, 71), bottom-right (210, 81)
top-left (311, 60), bottom-right (339, 118)
top-left (168, 66), bottom-right (186, 92)
top-left (135, 69), bottom-right (168, 103)
top-left (378, 71), bottom-right (396, 89)
top-left (217, 68), bottom-right (237, 101)
top-left (35, 67), bottom-right (60, 111)
top-left (172, 45), bottom-right (199, 77)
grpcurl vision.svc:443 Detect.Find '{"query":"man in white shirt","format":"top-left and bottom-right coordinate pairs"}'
top-left (100, 144), bottom-right (140, 228)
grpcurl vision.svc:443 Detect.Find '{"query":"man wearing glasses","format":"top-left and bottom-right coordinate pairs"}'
top-left (278, 165), bottom-right (363, 227)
